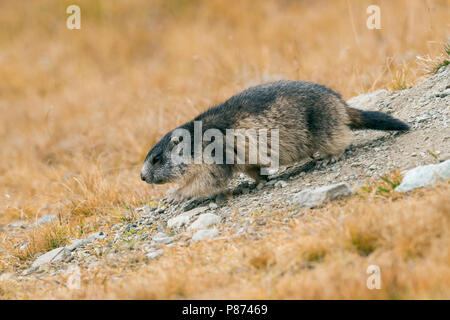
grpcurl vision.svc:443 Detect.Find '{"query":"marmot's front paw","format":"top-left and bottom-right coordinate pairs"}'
top-left (165, 188), bottom-right (188, 204)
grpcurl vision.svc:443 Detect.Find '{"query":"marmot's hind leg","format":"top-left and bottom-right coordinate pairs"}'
top-left (315, 126), bottom-right (353, 169)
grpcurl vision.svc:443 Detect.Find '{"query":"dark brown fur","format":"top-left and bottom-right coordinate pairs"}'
top-left (141, 81), bottom-right (409, 201)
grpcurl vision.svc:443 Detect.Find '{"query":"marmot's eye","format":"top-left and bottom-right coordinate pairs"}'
top-left (152, 154), bottom-right (162, 165)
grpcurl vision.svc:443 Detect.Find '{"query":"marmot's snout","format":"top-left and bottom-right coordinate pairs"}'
top-left (140, 161), bottom-right (167, 185)
top-left (140, 162), bottom-right (153, 183)
top-left (140, 166), bottom-right (165, 184)
top-left (141, 134), bottom-right (180, 185)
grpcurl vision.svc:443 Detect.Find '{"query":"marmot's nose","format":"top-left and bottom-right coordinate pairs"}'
top-left (140, 173), bottom-right (146, 182)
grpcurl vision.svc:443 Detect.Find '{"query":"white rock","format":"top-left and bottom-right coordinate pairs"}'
top-left (275, 180), bottom-right (288, 188)
top-left (135, 204), bottom-right (151, 213)
top-left (31, 247), bottom-right (68, 268)
top-left (439, 153), bottom-right (450, 162)
top-left (188, 213), bottom-right (220, 231)
top-left (192, 228), bottom-right (219, 241)
top-left (167, 206), bottom-right (208, 228)
top-left (146, 249), bottom-right (164, 260)
top-left (0, 273), bottom-right (12, 282)
top-left (167, 215), bottom-right (191, 228)
top-left (395, 160), bottom-right (450, 192)
top-left (8, 221), bottom-right (28, 229)
top-left (66, 238), bottom-right (91, 252)
top-left (152, 232), bottom-right (174, 245)
top-left (209, 202), bottom-right (218, 209)
top-left (19, 243), bottom-right (30, 252)
top-left (291, 183), bottom-right (352, 208)
top-left (33, 214), bottom-right (57, 226)
top-left (88, 231), bottom-right (107, 240)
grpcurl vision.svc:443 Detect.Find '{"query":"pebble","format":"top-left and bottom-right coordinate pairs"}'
top-left (65, 239), bottom-right (90, 252)
top-left (8, 221), bottom-right (28, 229)
top-left (88, 231), bottom-right (107, 241)
top-left (209, 202), bottom-right (218, 209)
top-left (188, 213), bottom-right (221, 231)
top-left (0, 273), bottom-right (13, 282)
top-left (291, 183), bottom-right (352, 208)
top-left (152, 232), bottom-right (175, 245)
top-left (30, 247), bottom-right (70, 269)
top-left (33, 214), bottom-right (58, 226)
top-left (125, 223), bottom-right (136, 231)
top-left (167, 215), bottom-right (191, 228)
top-left (192, 228), bottom-right (219, 241)
top-left (146, 249), bottom-right (164, 260)
top-left (274, 180), bottom-right (288, 188)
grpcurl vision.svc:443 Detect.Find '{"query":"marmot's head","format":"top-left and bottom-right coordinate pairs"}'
top-left (140, 131), bottom-right (188, 185)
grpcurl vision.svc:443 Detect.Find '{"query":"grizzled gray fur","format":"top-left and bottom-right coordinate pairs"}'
top-left (141, 80), bottom-right (409, 202)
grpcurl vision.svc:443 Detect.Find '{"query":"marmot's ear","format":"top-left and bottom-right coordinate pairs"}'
top-left (170, 136), bottom-right (180, 145)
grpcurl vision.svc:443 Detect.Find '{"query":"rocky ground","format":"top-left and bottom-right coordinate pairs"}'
top-left (3, 65), bottom-right (450, 284)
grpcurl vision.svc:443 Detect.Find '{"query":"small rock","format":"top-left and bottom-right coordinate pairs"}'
top-left (167, 215), bottom-right (191, 228)
top-left (135, 204), bottom-right (152, 214)
top-left (209, 202), bottom-right (218, 209)
top-left (8, 221), bottom-right (29, 229)
top-left (236, 227), bottom-right (247, 235)
top-left (264, 168), bottom-right (279, 176)
top-left (439, 153), bottom-right (450, 162)
top-left (66, 238), bottom-right (91, 251)
top-left (275, 180), bottom-right (288, 188)
top-left (192, 228), bottom-right (219, 241)
top-left (19, 243), bottom-right (30, 252)
top-left (188, 213), bottom-right (221, 231)
top-left (152, 232), bottom-right (174, 245)
top-left (88, 231), bottom-right (107, 240)
top-left (395, 160), bottom-right (450, 192)
top-left (125, 223), bottom-right (137, 231)
top-left (438, 88), bottom-right (450, 98)
top-left (155, 207), bottom-right (165, 214)
top-left (33, 214), bottom-right (58, 226)
top-left (291, 183), bottom-right (352, 208)
top-left (30, 247), bottom-right (69, 269)
top-left (146, 249), bottom-right (164, 260)
top-left (416, 114), bottom-right (431, 123)
top-left (111, 223), bottom-right (123, 231)
top-left (0, 273), bottom-right (13, 282)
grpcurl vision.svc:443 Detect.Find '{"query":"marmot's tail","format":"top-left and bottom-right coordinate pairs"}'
top-left (346, 106), bottom-right (410, 131)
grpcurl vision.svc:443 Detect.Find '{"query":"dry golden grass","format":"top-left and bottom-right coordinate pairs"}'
top-left (1, 183), bottom-right (449, 299)
top-left (0, 0), bottom-right (449, 299)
